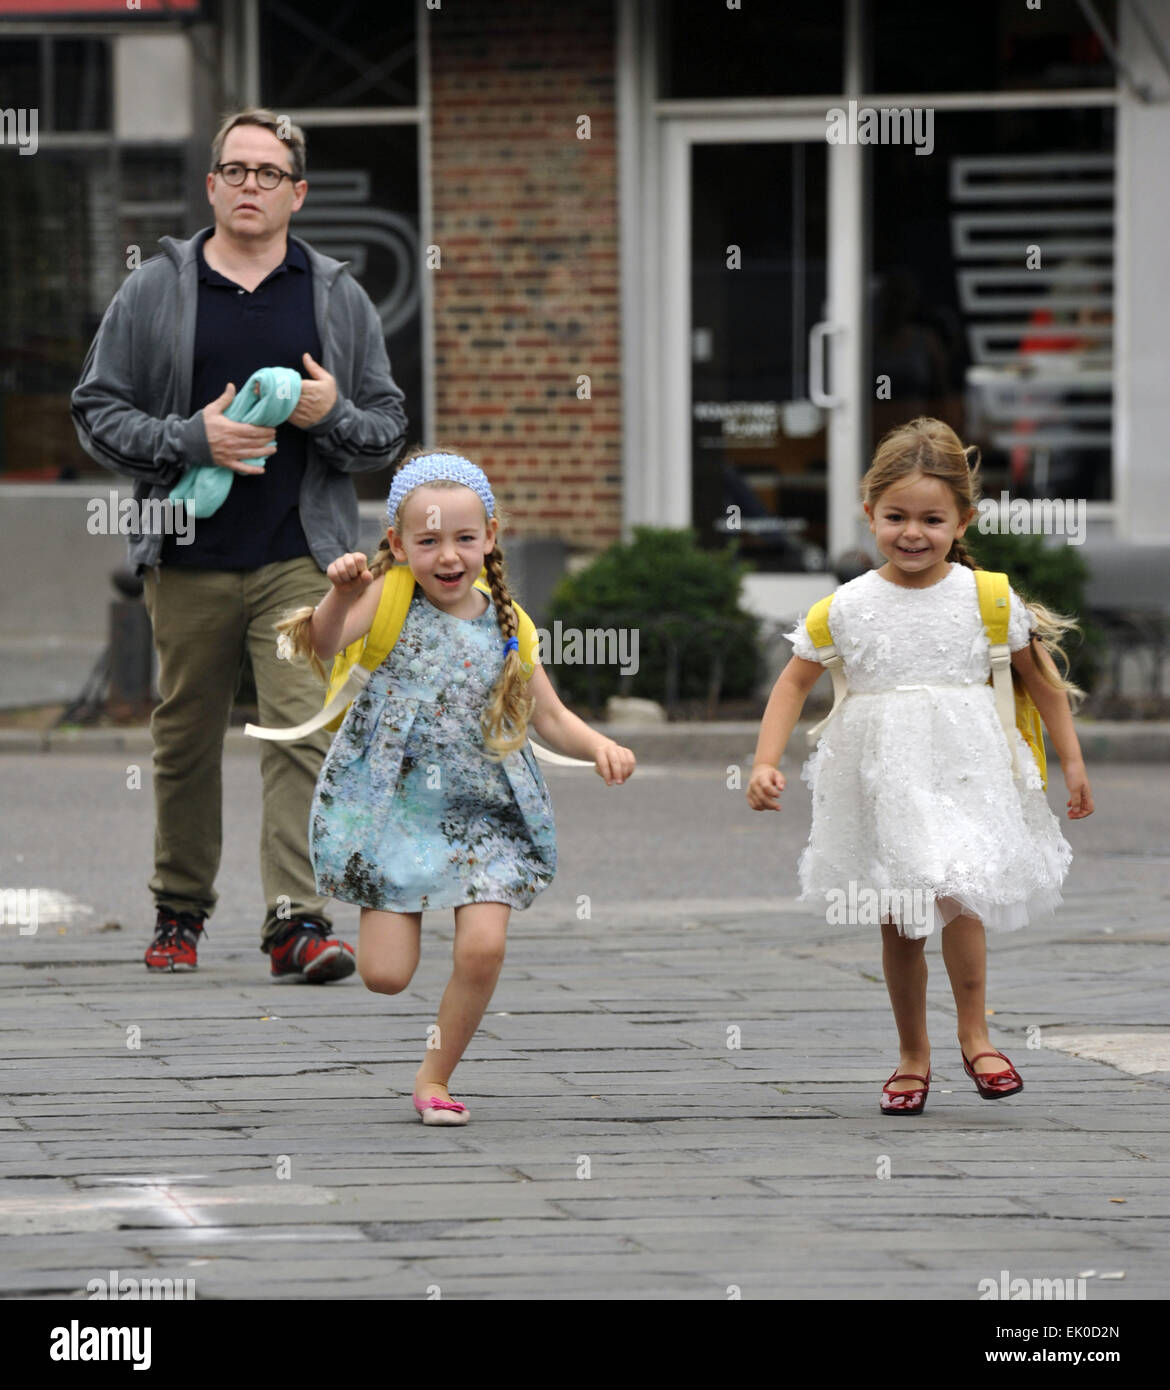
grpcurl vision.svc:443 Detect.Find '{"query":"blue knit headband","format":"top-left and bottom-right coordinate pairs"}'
top-left (386, 453), bottom-right (495, 524)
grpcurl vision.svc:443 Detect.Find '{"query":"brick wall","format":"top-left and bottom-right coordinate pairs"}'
top-left (428, 0), bottom-right (621, 552)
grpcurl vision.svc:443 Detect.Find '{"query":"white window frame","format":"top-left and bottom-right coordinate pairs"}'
top-left (620, 0), bottom-right (1122, 557)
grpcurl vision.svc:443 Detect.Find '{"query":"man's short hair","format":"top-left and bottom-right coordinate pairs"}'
top-left (210, 107), bottom-right (306, 181)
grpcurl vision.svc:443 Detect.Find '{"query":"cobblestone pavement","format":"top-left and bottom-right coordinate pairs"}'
top-left (1, 754), bottom-right (1167, 1300)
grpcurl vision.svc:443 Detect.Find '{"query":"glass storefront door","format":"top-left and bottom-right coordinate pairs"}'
top-left (663, 103), bottom-right (1116, 576)
top-left (649, 0), bottom-right (1123, 580)
top-left (663, 117), bottom-right (853, 574)
top-left (691, 139), bottom-right (830, 572)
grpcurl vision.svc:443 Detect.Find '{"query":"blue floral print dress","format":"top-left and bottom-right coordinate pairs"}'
top-left (310, 587), bottom-right (557, 913)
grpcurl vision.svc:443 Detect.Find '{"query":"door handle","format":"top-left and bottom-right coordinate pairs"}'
top-left (808, 320), bottom-right (845, 408)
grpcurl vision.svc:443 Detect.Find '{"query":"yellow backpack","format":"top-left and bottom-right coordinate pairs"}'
top-left (245, 564), bottom-right (539, 744)
top-left (802, 570), bottom-right (1047, 787)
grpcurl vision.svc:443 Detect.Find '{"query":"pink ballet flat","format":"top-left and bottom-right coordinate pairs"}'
top-left (413, 1092), bottom-right (470, 1126)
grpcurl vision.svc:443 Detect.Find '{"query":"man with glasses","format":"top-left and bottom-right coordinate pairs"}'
top-left (72, 108), bottom-right (408, 981)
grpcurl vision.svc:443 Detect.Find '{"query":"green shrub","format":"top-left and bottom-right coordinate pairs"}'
top-left (547, 527), bottom-right (761, 713)
top-left (965, 530), bottom-right (1103, 694)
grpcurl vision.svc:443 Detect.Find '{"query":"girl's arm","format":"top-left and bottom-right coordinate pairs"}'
top-left (1011, 639), bottom-right (1094, 819)
top-left (310, 557), bottom-right (385, 660)
top-left (747, 655), bottom-right (825, 811)
top-left (527, 665), bottom-right (635, 785)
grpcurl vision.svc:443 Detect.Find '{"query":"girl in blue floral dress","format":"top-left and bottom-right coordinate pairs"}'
top-left (280, 452), bottom-right (635, 1125)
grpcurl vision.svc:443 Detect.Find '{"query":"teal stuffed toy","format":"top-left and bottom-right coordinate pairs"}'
top-left (169, 366), bottom-right (303, 519)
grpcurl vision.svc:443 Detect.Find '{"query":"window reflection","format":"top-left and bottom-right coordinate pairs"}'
top-left (692, 142), bottom-right (829, 573)
top-left (870, 108), bottom-right (1114, 503)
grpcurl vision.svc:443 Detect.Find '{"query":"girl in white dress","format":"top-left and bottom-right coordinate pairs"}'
top-left (747, 418), bottom-right (1095, 1114)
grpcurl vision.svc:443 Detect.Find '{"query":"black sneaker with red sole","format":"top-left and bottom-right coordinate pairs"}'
top-left (269, 916), bottom-right (356, 983)
top-left (145, 906), bottom-right (206, 972)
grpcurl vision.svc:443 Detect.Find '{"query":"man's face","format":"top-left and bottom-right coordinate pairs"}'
top-left (206, 125), bottom-right (307, 241)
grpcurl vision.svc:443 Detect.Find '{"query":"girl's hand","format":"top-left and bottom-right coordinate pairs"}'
top-left (747, 764), bottom-right (785, 811)
top-left (327, 552), bottom-right (374, 597)
top-left (1063, 761), bottom-right (1095, 819)
top-left (594, 739), bottom-right (635, 786)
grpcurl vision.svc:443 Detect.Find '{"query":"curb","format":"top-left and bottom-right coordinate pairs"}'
top-left (2, 720), bottom-right (1169, 762)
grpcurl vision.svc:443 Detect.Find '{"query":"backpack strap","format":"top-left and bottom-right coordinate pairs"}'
top-left (975, 569), bottom-right (1020, 777)
top-left (804, 594), bottom-right (849, 746)
top-left (359, 564), bottom-right (415, 672)
top-left (315, 564), bottom-right (417, 734)
top-left (245, 567), bottom-right (415, 742)
top-left (246, 566), bottom-right (551, 746)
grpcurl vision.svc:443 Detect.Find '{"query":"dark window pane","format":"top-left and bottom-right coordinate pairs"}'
top-left (0, 40), bottom-right (41, 114)
top-left (120, 148), bottom-right (186, 204)
top-left (692, 142), bottom-right (830, 572)
top-left (119, 149), bottom-right (189, 276)
top-left (261, 1), bottom-right (417, 109)
top-left (54, 39), bottom-right (111, 132)
top-left (869, 107), bottom-right (1115, 504)
top-left (660, 0), bottom-right (843, 98)
top-left (869, 0), bottom-right (1117, 93)
top-left (0, 149), bottom-right (119, 480)
top-left (293, 124), bottom-right (421, 498)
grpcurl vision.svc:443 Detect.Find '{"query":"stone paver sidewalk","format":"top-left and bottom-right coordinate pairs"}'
top-left (0, 755), bottom-right (1167, 1299)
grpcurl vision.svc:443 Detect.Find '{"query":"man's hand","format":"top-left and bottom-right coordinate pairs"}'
top-left (201, 383), bottom-right (277, 474)
top-left (288, 352), bottom-right (338, 428)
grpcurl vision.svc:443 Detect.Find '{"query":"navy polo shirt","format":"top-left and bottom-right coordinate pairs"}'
top-left (163, 235), bottom-right (322, 570)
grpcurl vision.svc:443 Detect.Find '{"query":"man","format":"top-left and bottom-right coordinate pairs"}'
top-left (72, 108), bottom-right (408, 981)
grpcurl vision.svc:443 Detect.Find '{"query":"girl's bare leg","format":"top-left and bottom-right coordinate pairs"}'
top-left (880, 918), bottom-right (931, 1090)
top-left (356, 908), bottom-right (422, 994)
top-left (415, 901), bottom-right (511, 1102)
top-left (940, 908), bottom-right (1005, 1074)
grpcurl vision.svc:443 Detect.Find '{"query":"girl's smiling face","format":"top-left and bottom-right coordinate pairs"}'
top-left (388, 484), bottom-right (498, 615)
top-left (864, 472), bottom-right (974, 587)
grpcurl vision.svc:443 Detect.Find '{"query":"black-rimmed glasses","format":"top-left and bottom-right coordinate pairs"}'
top-left (214, 162), bottom-right (298, 190)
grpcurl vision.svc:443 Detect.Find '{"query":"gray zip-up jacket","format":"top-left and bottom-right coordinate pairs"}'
top-left (71, 227), bottom-right (408, 573)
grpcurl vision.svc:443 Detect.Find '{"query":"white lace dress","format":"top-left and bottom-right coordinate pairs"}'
top-left (786, 564), bottom-right (1072, 938)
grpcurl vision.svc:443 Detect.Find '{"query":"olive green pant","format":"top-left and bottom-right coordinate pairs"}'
top-left (142, 556), bottom-right (332, 949)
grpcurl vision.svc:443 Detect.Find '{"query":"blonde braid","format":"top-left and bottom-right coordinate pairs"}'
top-left (480, 544), bottom-right (534, 760)
top-left (367, 535), bottom-right (396, 579)
top-left (274, 606), bottom-right (326, 682)
top-left (274, 538), bottom-right (398, 683)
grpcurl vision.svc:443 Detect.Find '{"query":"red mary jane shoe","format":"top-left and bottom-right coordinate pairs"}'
top-left (880, 1068), bottom-right (931, 1116)
top-left (962, 1050), bottom-right (1024, 1099)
